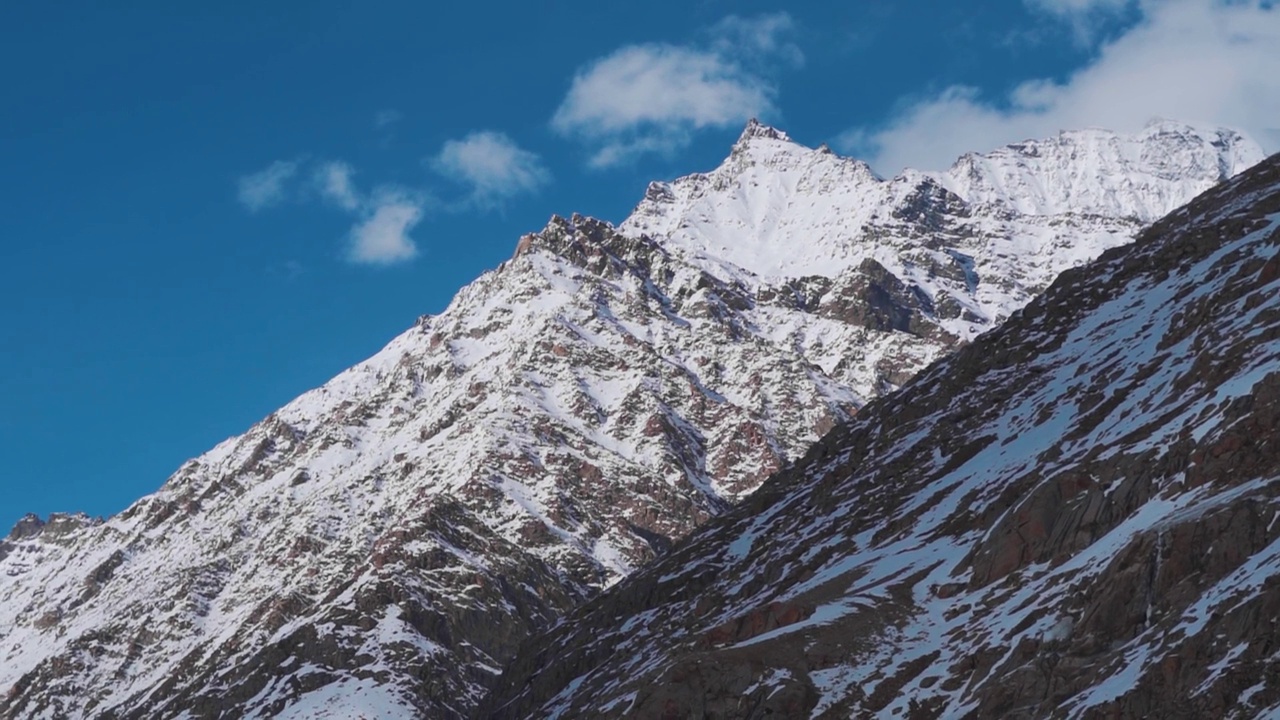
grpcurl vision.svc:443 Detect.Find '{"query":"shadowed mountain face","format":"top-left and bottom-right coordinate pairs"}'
top-left (483, 155), bottom-right (1280, 719)
top-left (0, 124), bottom-right (1263, 719)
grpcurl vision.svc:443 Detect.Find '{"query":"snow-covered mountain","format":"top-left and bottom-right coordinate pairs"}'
top-left (625, 119), bottom-right (1259, 338)
top-left (484, 147), bottom-right (1280, 720)
top-left (0, 121), bottom-right (1261, 719)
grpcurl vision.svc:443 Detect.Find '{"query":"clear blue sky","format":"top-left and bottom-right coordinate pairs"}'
top-left (2, 0), bottom-right (1277, 531)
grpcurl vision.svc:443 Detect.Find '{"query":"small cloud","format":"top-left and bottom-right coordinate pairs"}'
top-left (552, 13), bottom-right (799, 167)
top-left (314, 159), bottom-right (431, 265)
top-left (315, 161), bottom-right (362, 211)
top-left (348, 192), bottom-right (424, 265)
top-left (318, 165), bottom-right (431, 265)
top-left (374, 109), bottom-right (402, 129)
top-left (432, 131), bottom-right (550, 207)
top-left (237, 160), bottom-right (298, 212)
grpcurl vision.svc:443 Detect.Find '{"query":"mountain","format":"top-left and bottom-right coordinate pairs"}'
top-left (482, 153), bottom-right (1280, 718)
top-left (626, 119), bottom-right (1259, 336)
top-left (0, 121), bottom-right (1262, 719)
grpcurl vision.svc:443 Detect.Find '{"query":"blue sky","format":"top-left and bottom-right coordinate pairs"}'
top-left (2, 0), bottom-right (1278, 532)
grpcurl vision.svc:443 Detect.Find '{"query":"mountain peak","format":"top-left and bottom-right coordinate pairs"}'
top-left (626, 120), bottom-right (1259, 286)
top-left (735, 118), bottom-right (791, 146)
top-left (1140, 116), bottom-right (1234, 137)
top-left (4, 512), bottom-right (98, 542)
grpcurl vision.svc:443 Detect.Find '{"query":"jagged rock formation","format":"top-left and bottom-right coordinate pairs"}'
top-left (0, 122), bottom-right (1262, 719)
top-left (483, 154), bottom-right (1280, 719)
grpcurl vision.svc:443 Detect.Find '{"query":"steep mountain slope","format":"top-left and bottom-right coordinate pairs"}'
top-left (483, 154), bottom-right (1280, 718)
top-left (0, 123), bottom-right (1261, 719)
top-left (0, 217), bottom-right (859, 719)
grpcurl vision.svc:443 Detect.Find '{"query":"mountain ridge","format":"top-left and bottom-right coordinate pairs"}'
top-left (1, 120), bottom-right (1264, 719)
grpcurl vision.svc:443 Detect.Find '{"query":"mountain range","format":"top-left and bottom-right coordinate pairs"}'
top-left (0, 119), bottom-right (1266, 719)
top-left (484, 144), bottom-right (1280, 720)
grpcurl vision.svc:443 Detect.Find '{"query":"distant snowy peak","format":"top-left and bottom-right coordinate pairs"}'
top-left (622, 118), bottom-right (1263, 283)
top-left (939, 120), bottom-right (1265, 220)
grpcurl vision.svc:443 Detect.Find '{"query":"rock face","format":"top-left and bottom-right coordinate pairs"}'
top-left (482, 154), bottom-right (1280, 719)
top-left (0, 122), bottom-right (1262, 719)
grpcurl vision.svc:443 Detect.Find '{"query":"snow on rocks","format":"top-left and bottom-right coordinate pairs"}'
top-left (481, 153), bottom-right (1280, 719)
top-left (0, 120), bottom-right (1262, 719)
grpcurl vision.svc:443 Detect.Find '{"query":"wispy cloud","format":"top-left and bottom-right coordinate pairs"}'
top-left (552, 13), bottom-right (800, 168)
top-left (1024, 0), bottom-right (1135, 44)
top-left (374, 109), bottom-right (402, 129)
top-left (840, 0), bottom-right (1280, 174)
top-left (267, 259), bottom-right (306, 281)
top-left (237, 160), bottom-right (299, 212)
top-left (707, 13), bottom-right (804, 67)
top-left (1026, 0), bottom-right (1130, 13)
top-left (373, 110), bottom-right (403, 148)
top-left (432, 131), bottom-right (550, 207)
top-left (239, 155), bottom-right (430, 265)
top-left (348, 191), bottom-right (423, 265)
top-left (315, 161), bottom-right (361, 211)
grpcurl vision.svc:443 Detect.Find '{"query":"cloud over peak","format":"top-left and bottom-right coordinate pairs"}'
top-left (552, 13), bottom-right (800, 168)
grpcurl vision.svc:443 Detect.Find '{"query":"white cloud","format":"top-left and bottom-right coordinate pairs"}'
top-left (348, 193), bottom-right (423, 265)
top-left (237, 160), bottom-right (298, 212)
top-left (841, 0), bottom-right (1280, 174)
top-left (552, 13), bottom-right (799, 167)
top-left (432, 131), bottom-right (550, 206)
top-left (553, 46), bottom-right (771, 141)
top-left (316, 161), bottom-right (361, 211)
top-left (238, 152), bottom-right (430, 266)
top-left (313, 161), bottom-right (427, 265)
